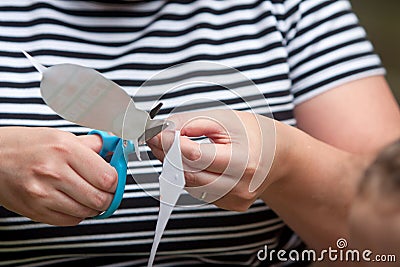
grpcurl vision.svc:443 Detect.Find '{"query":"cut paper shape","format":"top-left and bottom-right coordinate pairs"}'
top-left (22, 50), bottom-right (149, 143)
top-left (148, 130), bottom-right (185, 267)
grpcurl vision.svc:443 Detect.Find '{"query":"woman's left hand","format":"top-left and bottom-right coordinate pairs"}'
top-left (147, 109), bottom-right (280, 211)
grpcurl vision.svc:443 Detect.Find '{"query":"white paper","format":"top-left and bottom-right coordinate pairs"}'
top-left (148, 130), bottom-right (185, 267)
top-left (23, 51), bottom-right (149, 142)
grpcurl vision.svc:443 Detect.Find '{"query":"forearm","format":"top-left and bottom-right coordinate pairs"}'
top-left (261, 121), bottom-right (375, 250)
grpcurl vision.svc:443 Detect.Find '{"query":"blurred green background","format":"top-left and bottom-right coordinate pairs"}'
top-left (351, 0), bottom-right (400, 103)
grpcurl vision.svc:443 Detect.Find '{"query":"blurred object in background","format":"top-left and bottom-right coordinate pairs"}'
top-left (351, 0), bottom-right (400, 103)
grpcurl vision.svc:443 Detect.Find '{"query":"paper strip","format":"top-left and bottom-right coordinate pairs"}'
top-left (148, 130), bottom-right (185, 267)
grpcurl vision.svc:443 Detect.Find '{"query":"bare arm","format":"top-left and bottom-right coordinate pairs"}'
top-left (261, 75), bottom-right (400, 249)
top-left (295, 76), bottom-right (400, 154)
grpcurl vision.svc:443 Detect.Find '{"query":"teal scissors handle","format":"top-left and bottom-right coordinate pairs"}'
top-left (88, 130), bottom-right (135, 219)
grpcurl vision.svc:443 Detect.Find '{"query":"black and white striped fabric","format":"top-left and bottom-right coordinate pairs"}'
top-left (0, 0), bottom-right (384, 266)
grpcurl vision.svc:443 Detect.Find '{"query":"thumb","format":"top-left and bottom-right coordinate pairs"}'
top-left (168, 110), bottom-right (235, 143)
top-left (77, 134), bottom-right (103, 153)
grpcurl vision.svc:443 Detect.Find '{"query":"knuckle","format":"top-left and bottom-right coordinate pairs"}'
top-left (242, 192), bottom-right (257, 202)
top-left (148, 134), bottom-right (161, 148)
top-left (50, 141), bottom-right (73, 156)
top-left (238, 187), bottom-right (257, 202)
top-left (186, 148), bottom-right (201, 162)
top-left (32, 163), bottom-right (58, 178)
top-left (244, 162), bottom-right (258, 177)
top-left (99, 171), bottom-right (117, 192)
top-left (232, 185), bottom-right (257, 202)
top-left (75, 207), bottom-right (99, 219)
top-left (184, 171), bottom-right (196, 185)
top-left (46, 131), bottom-right (75, 155)
top-left (25, 182), bottom-right (48, 200)
top-left (91, 192), bottom-right (111, 211)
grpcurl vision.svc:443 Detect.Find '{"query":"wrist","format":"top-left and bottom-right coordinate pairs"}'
top-left (262, 120), bottom-right (293, 186)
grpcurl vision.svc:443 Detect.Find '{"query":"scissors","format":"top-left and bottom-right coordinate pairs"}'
top-left (88, 103), bottom-right (170, 219)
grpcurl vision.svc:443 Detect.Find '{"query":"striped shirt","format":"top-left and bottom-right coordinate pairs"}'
top-left (0, 0), bottom-right (384, 266)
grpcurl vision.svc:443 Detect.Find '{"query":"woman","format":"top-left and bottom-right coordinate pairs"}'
top-left (0, 0), bottom-right (399, 266)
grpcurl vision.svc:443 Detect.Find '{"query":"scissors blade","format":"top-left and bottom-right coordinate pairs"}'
top-left (137, 119), bottom-right (174, 144)
top-left (149, 102), bottom-right (163, 119)
top-left (136, 102), bottom-right (173, 144)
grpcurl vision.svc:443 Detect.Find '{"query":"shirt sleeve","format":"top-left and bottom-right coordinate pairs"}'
top-left (284, 0), bottom-right (386, 105)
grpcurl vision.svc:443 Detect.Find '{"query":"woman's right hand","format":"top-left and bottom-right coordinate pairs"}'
top-left (0, 127), bottom-right (118, 226)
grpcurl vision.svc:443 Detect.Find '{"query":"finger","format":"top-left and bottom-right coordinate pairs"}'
top-left (169, 111), bottom-right (232, 143)
top-left (181, 139), bottom-right (233, 174)
top-left (148, 132), bottom-right (231, 174)
top-left (146, 129), bottom-right (176, 162)
top-left (173, 112), bottom-right (249, 176)
top-left (184, 170), bottom-right (239, 203)
top-left (184, 169), bottom-right (252, 211)
top-left (39, 209), bottom-right (85, 226)
top-left (55, 164), bottom-right (114, 212)
top-left (77, 134), bottom-right (103, 153)
top-left (149, 130), bottom-right (236, 175)
top-left (47, 189), bottom-right (101, 218)
top-left (67, 142), bottom-right (118, 193)
top-left (147, 110), bottom-right (234, 158)
top-left (147, 140), bottom-right (166, 162)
